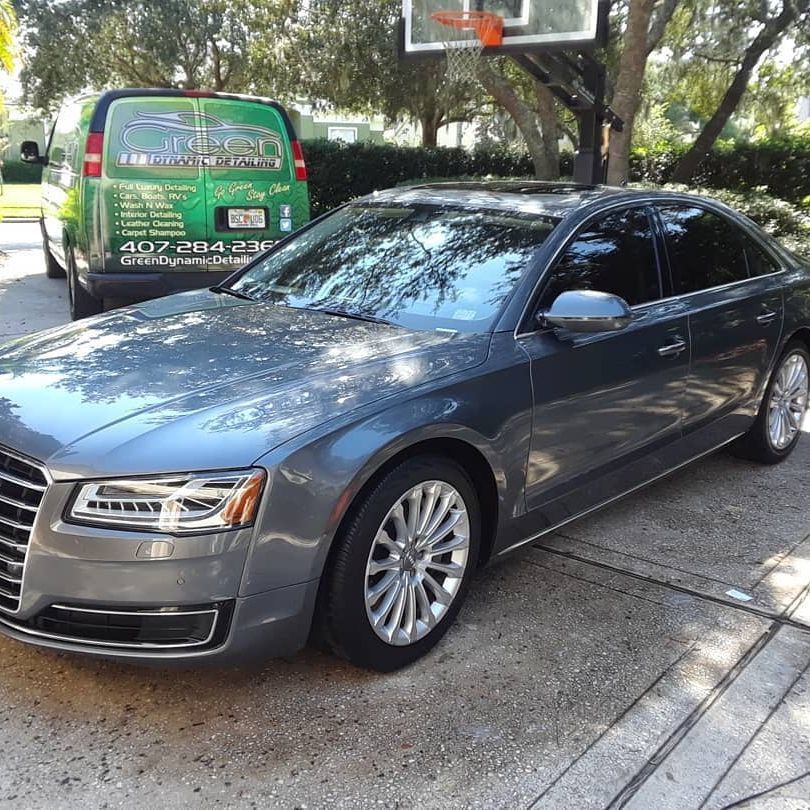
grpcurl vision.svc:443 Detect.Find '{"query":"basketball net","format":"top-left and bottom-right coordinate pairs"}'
top-left (431, 11), bottom-right (504, 87)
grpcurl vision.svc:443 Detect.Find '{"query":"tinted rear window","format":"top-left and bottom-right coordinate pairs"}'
top-left (658, 205), bottom-right (748, 293)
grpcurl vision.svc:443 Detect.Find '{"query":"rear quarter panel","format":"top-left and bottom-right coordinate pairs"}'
top-left (782, 259), bottom-right (810, 343)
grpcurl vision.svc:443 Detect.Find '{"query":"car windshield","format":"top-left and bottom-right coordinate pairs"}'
top-left (229, 203), bottom-right (559, 332)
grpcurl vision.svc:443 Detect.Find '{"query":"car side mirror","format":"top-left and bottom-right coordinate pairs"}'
top-left (20, 141), bottom-right (44, 164)
top-left (538, 290), bottom-right (634, 333)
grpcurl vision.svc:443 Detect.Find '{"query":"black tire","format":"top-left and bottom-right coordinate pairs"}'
top-left (44, 246), bottom-right (65, 279)
top-left (732, 340), bottom-right (809, 464)
top-left (317, 455), bottom-right (481, 671)
top-left (42, 224), bottom-right (66, 279)
top-left (66, 246), bottom-right (103, 320)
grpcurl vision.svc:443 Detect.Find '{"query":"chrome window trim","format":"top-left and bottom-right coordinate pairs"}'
top-left (0, 445), bottom-right (52, 616)
top-left (513, 195), bottom-right (788, 341)
top-left (0, 604), bottom-right (220, 650)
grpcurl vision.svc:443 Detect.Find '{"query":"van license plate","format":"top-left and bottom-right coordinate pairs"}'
top-left (227, 208), bottom-right (266, 229)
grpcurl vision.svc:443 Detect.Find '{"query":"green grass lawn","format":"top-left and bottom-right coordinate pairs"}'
top-left (0, 183), bottom-right (41, 219)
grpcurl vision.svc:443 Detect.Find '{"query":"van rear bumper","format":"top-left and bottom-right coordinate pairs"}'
top-left (85, 271), bottom-right (233, 301)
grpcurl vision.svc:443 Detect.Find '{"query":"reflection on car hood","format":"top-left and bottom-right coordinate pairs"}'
top-left (0, 290), bottom-right (490, 478)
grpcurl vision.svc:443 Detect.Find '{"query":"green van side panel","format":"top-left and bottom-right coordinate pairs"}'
top-left (41, 95), bottom-right (98, 271)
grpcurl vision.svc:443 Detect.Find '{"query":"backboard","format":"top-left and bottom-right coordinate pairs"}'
top-left (401, 0), bottom-right (601, 55)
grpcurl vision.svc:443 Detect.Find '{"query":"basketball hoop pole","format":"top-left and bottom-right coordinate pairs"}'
top-left (400, 0), bottom-right (622, 184)
top-left (511, 51), bottom-right (622, 185)
top-left (572, 59), bottom-right (607, 185)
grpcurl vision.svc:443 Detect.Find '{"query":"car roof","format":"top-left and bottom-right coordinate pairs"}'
top-left (365, 181), bottom-right (714, 221)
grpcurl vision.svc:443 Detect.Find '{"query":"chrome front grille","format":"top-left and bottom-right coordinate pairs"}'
top-left (0, 447), bottom-right (48, 612)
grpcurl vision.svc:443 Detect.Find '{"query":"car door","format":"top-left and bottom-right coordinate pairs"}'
top-left (655, 204), bottom-right (784, 450)
top-left (518, 205), bottom-right (690, 525)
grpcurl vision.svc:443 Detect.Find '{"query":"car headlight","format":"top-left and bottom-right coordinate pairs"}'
top-left (67, 469), bottom-right (266, 534)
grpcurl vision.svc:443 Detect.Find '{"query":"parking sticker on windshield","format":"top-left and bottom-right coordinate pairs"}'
top-left (452, 309), bottom-right (478, 321)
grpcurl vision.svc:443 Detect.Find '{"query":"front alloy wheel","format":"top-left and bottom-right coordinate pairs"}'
top-left (364, 480), bottom-right (471, 646)
top-left (318, 456), bottom-right (480, 671)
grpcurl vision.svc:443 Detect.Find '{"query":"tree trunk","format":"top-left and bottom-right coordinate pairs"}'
top-left (420, 112), bottom-right (441, 146)
top-left (535, 84), bottom-right (560, 180)
top-left (672, 0), bottom-right (808, 184)
top-left (606, 0), bottom-right (657, 186)
top-left (478, 60), bottom-right (551, 178)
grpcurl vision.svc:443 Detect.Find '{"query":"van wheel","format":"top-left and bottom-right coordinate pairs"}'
top-left (66, 247), bottom-right (102, 320)
top-left (44, 246), bottom-right (65, 279)
top-left (41, 226), bottom-right (65, 279)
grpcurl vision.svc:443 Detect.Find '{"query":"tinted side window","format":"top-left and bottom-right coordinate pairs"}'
top-left (742, 234), bottom-right (780, 278)
top-left (659, 206), bottom-right (748, 293)
top-left (48, 103), bottom-right (83, 171)
top-left (539, 208), bottom-right (661, 308)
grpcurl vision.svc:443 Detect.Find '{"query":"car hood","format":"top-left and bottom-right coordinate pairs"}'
top-left (0, 290), bottom-right (490, 478)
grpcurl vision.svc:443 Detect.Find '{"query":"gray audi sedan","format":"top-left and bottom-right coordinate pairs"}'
top-left (1, 183), bottom-right (808, 671)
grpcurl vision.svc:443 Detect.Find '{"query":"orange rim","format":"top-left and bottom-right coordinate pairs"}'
top-left (430, 10), bottom-right (504, 47)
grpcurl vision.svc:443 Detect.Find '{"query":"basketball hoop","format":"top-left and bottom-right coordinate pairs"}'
top-left (431, 10), bottom-right (504, 86)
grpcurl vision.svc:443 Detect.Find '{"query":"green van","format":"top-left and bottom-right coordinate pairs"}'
top-left (21, 89), bottom-right (310, 319)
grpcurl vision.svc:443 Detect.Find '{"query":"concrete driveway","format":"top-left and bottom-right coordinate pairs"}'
top-left (1, 221), bottom-right (809, 809)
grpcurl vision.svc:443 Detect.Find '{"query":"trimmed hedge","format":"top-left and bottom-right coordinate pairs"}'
top-left (301, 136), bottom-right (810, 216)
top-left (629, 136), bottom-right (810, 205)
top-left (1, 160), bottom-right (43, 183)
top-left (302, 139), bottom-right (536, 216)
top-left (300, 139), bottom-right (809, 258)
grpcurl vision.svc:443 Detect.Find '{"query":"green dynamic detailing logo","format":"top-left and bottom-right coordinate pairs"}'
top-left (117, 111), bottom-right (285, 170)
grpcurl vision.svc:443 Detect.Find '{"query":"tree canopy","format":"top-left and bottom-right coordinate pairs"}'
top-left (0, 0), bottom-right (16, 73)
top-left (14, 0), bottom-right (259, 110)
top-left (12, 0), bottom-right (810, 179)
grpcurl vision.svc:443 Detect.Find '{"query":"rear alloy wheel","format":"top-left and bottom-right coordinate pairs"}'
top-left (66, 246), bottom-right (103, 320)
top-left (319, 456), bottom-right (480, 671)
top-left (733, 341), bottom-right (809, 464)
top-left (767, 350), bottom-right (809, 451)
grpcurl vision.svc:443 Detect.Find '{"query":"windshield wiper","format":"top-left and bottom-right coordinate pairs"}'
top-left (209, 285), bottom-right (256, 302)
top-left (308, 305), bottom-right (396, 327)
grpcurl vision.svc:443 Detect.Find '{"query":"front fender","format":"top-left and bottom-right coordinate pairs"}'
top-left (240, 337), bottom-right (532, 596)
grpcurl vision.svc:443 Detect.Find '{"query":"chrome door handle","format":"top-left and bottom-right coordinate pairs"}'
top-left (756, 309), bottom-right (778, 326)
top-left (658, 339), bottom-right (687, 358)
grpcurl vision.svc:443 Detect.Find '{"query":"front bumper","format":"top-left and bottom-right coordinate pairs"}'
top-left (85, 270), bottom-right (232, 301)
top-left (0, 473), bottom-right (320, 665)
top-left (0, 580), bottom-right (319, 664)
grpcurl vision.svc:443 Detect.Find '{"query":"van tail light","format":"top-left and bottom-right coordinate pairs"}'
top-left (83, 132), bottom-right (104, 177)
top-left (292, 140), bottom-right (308, 181)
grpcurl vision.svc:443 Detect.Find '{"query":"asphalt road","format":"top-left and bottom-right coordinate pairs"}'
top-left (1, 221), bottom-right (809, 809)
